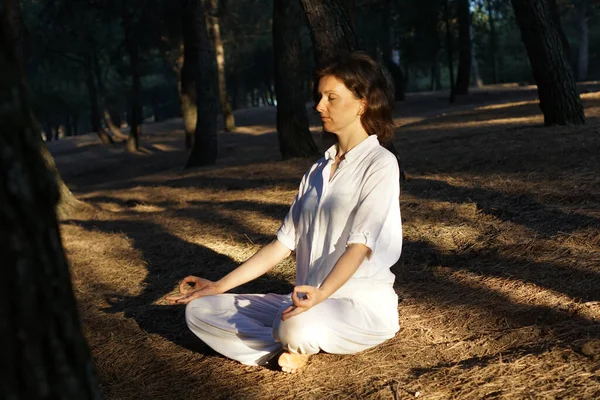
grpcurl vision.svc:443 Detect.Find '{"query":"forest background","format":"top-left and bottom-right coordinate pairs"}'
top-left (1, 0), bottom-right (599, 399)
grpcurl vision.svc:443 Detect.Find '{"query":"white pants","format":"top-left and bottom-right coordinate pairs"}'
top-left (185, 291), bottom-right (399, 366)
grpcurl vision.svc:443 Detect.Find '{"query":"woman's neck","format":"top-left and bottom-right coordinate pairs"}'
top-left (336, 127), bottom-right (369, 159)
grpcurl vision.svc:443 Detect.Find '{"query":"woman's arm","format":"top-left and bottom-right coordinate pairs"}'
top-left (281, 243), bottom-right (369, 320)
top-left (166, 239), bottom-right (292, 304)
top-left (216, 239), bottom-right (292, 293)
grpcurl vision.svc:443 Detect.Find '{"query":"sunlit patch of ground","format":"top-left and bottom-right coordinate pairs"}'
top-left (54, 86), bottom-right (600, 399)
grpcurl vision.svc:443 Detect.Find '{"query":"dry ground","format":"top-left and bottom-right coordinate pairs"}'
top-left (51, 85), bottom-right (600, 399)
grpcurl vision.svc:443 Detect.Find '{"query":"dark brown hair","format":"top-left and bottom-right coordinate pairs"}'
top-left (313, 52), bottom-right (395, 144)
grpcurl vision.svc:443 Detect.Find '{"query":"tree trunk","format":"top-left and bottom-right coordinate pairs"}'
top-left (443, 0), bottom-right (456, 103)
top-left (548, 0), bottom-right (571, 62)
top-left (186, 0), bottom-right (218, 168)
top-left (487, 0), bottom-right (498, 84)
top-left (181, 2), bottom-right (198, 149)
top-left (470, 24), bottom-right (483, 87)
top-left (206, 0), bottom-right (235, 132)
top-left (455, 0), bottom-right (471, 95)
top-left (84, 53), bottom-right (112, 145)
top-left (382, 0), bottom-right (406, 101)
top-left (577, 0), bottom-right (588, 81)
top-left (0, 13), bottom-right (100, 400)
top-left (300, 0), bottom-right (356, 67)
top-left (92, 52), bottom-right (127, 140)
top-left (124, 12), bottom-right (141, 152)
top-left (273, 0), bottom-right (318, 159)
top-left (511, 0), bottom-right (585, 125)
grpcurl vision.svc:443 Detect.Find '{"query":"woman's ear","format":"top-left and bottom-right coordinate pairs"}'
top-left (358, 100), bottom-right (367, 116)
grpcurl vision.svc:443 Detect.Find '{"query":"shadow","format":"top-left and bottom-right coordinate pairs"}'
top-left (404, 178), bottom-right (600, 237)
top-left (68, 217), bottom-right (293, 355)
top-left (394, 239), bottom-right (600, 326)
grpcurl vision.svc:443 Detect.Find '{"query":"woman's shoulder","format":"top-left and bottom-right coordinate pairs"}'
top-left (364, 143), bottom-right (399, 171)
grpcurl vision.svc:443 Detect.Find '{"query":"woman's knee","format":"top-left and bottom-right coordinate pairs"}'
top-left (185, 297), bottom-right (214, 327)
top-left (273, 312), bottom-right (320, 354)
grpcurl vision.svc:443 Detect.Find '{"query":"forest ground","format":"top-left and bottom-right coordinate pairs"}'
top-left (50, 84), bottom-right (600, 399)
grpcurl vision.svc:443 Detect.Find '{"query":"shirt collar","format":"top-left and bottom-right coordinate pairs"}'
top-left (324, 135), bottom-right (380, 163)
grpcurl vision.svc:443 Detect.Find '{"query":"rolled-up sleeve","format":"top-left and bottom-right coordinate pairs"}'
top-left (276, 173), bottom-right (309, 251)
top-left (346, 159), bottom-right (400, 255)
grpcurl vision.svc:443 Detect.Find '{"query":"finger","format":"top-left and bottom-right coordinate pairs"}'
top-left (281, 305), bottom-right (295, 315)
top-left (175, 291), bottom-right (204, 304)
top-left (179, 276), bottom-right (199, 293)
top-left (281, 306), bottom-right (305, 321)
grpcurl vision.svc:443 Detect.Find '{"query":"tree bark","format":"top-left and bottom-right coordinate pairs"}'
top-left (0, 16), bottom-right (100, 400)
top-left (207, 0), bottom-right (236, 132)
top-left (576, 0), bottom-right (588, 81)
top-left (486, 0), bottom-right (499, 84)
top-left (300, 0), bottom-right (356, 67)
top-left (273, 0), bottom-right (318, 159)
top-left (84, 52), bottom-right (112, 145)
top-left (443, 0), bottom-right (456, 103)
top-left (511, 0), bottom-right (585, 125)
top-left (123, 11), bottom-right (142, 152)
top-left (186, 0), bottom-right (219, 168)
top-left (455, 0), bottom-right (471, 95)
top-left (92, 52), bottom-right (127, 140)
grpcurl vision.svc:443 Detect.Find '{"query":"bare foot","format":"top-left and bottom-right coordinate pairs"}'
top-left (278, 351), bottom-right (310, 373)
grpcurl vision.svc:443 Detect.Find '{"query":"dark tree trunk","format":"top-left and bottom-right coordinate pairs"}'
top-left (186, 0), bottom-right (218, 168)
top-left (455, 0), bottom-right (471, 95)
top-left (487, 0), bottom-right (499, 84)
top-left (548, 0), bottom-right (571, 62)
top-left (443, 0), bottom-right (456, 103)
top-left (382, 0), bottom-right (406, 101)
top-left (124, 11), bottom-right (142, 152)
top-left (577, 0), bottom-right (588, 81)
top-left (84, 53), bottom-right (112, 145)
top-left (93, 52), bottom-right (126, 140)
top-left (273, 0), bottom-right (318, 159)
top-left (0, 12), bottom-right (99, 400)
top-left (300, 0), bottom-right (356, 67)
top-left (207, 0), bottom-right (236, 132)
top-left (511, 0), bottom-right (585, 125)
top-left (180, 3), bottom-right (198, 149)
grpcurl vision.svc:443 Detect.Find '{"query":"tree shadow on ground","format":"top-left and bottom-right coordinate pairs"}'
top-left (69, 216), bottom-right (293, 354)
top-left (404, 178), bottom-right (600, 237)
top-left (393, 239), bottom-right (600, 375)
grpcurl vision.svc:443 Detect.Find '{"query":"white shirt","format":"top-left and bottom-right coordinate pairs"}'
top-left (277, 135), bottom-right (402, 299)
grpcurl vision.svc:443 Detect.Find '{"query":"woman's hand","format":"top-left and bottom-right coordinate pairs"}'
top-left (165, 276), bottom-right (223, 304)
top-left (281, 285), bottom-right (325, 321)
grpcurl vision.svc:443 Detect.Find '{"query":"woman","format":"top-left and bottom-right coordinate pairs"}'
top-left (166, 52), bottom-right (402, 373)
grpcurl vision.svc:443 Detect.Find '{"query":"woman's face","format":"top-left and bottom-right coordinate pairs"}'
top-left (316, 75), bottom-right (364, 135)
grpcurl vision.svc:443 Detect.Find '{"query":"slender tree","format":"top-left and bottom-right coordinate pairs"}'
top-left (511, 0), bottom-right (586, 125)
top-left (207, 0), bottom-right (236, 132)
top-left (382, 0), bottom-right (407, 101)
top-left (443, 0), bottom-right (456, 103)
top-left (181, 1), bottom-right (198, 149)
top-left (186, 0), bottom-right (219, 167)
top-left (273, 0), bottom-right (318, 159)
top-left (0, 8), bottom-right (100, 399)
top-left (123, 9), bottom-right (142, 152)
top-left (455, 0), bottom-right (472, 95)
top-left (486, 0), bottom-right (499, 84)
top-left (576, 0), bottom-right (589, 81)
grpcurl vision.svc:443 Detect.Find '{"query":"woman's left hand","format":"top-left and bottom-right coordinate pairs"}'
top-left (281, 285), bottom-right (325, 321)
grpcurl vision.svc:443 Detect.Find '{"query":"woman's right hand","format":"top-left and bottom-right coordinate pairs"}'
top-left (165, 276), bottom-right (223, 304)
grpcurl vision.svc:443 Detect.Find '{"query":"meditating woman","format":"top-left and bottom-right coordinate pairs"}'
top-left (166, 52), bottom-right (402, 373)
